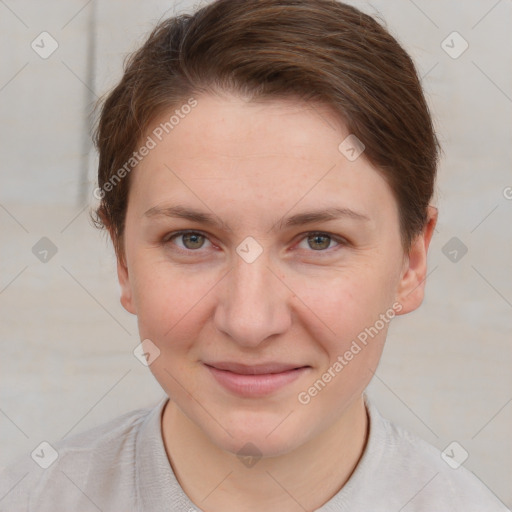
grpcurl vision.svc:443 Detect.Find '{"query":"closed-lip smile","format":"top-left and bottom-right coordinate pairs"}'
top-left (203, 361), bottom-right (311, 397)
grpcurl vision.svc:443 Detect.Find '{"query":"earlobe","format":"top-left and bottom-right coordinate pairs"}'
top-left (117, 256), bottom-right (137, 315)
top-left (395, 206), bottom-right (438, 315)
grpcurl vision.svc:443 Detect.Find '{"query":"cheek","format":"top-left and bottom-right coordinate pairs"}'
top-left (292, 263), bottom-right (397, 395)
top-left (130, 259), bottom-right (215, 343)
top-left (301, 267), bottom-right (393, 337)
top-left (292, 271), bottom-right (393, 414)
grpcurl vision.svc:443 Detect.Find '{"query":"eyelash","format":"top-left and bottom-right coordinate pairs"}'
top-left (162, 230), bottom-right (348, 257)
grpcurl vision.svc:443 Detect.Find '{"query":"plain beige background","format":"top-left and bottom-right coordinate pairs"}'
top-left (0, 0), bottom-right (511, 507)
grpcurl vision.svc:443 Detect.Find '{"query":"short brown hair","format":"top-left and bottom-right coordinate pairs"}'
top-left (92, 0), bottom-right (440, 262)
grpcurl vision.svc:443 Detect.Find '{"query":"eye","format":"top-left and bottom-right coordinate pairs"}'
top-left (164, 230), bottom-right (213, 253)
top-left (296, 231), bottom-right (346, 253)
top-left (162, 230), bottom-right (347, 257)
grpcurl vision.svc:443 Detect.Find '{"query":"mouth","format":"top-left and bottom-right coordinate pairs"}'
top-left (203, 361), bottom-right (311, 397)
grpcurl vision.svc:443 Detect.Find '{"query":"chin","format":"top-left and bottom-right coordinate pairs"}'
top-left (200, 411), bottom-right (310, 459)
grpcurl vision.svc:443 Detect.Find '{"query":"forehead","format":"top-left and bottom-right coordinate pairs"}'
top-left (127, 93), bottom-right (398, 228)
top-left (182, 93), bottom-right (346, 158)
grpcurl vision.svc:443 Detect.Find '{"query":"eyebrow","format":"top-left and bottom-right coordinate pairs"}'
top-left (143, 204), bottom-right (370, 232)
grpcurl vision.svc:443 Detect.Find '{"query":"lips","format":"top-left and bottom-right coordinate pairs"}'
top-left (203, 361), bottom-right (310, 397)
top-left (204, 361), bottom-right (307, 374)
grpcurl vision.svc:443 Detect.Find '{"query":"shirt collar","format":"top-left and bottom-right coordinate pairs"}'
top-left (135, 393), bottom-right (385, 512)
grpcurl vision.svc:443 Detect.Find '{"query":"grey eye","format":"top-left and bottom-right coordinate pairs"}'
top-left (304, 233), bottom-right (338, 251)
top-left (179, 232), bottom-right (206, 250)
top-left (166, 231), bottom-right (212, 251)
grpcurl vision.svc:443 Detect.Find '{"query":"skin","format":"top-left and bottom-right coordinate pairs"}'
top-left (114, 91), bottom-right (437, 512)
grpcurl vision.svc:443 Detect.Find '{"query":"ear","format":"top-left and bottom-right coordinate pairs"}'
top-left (117, 256), bottom-right (136, 315)
top-left (116, 250), bottom-right (137, 315)
top-left (395, 206), bottom-right (438, 315)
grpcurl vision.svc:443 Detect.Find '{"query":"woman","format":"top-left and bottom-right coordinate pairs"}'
top-left (0, 0), bottom-right (507, 510)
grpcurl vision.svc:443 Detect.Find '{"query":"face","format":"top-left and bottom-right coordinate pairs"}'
top-left (117, 92), bottom-right (436, 457)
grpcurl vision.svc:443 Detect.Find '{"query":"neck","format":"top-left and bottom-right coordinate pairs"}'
top-left (161, 396), bottom-right (368, 512)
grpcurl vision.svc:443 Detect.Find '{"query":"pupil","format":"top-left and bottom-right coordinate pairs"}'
top-left (184, 233), bottom-right (203, 249)
top-left (310, 234), bottom-right (329, 250)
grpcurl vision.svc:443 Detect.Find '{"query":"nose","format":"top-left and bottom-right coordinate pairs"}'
top-left (213, 249), bottom-right (292, 348)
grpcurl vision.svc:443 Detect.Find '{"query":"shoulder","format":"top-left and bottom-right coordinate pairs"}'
top-left (356, 397), bottom-right (509, 511)
top-left (0, 397), bottom-right (167, 512)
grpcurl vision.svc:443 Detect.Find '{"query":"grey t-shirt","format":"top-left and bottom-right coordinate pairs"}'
top-left (0, 394), bottom-right (508, 512)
